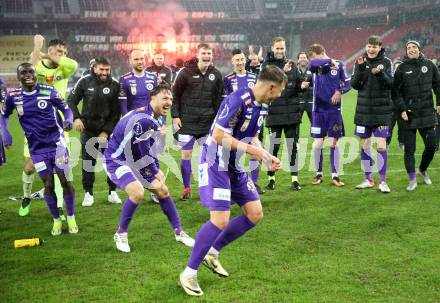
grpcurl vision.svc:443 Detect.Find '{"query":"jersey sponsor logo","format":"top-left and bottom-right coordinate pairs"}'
top-left (240, 119), bottom-right (250, 132)
top-left (130, 84), bottom-right (137, 95)
top-left (330, 69), bottom-right (338, 76)
top-left (37, 100), bottom-right (48, 109)
top-left (40, 89), bottom-right (51, 96)
top-left (146, 74), bottom-right (156, 80)
top-left (240, 92), bottom-right (250, 100)
top-left (247, 82), bottom-right (255, 88)
top-left (146, 83), bottom-right (154, 91)
top-left (128, 79), bottom-right (136, 83)
top-left (103, 87), bottom-right (110, 94)
top-left (208, 74), bottom-right (215, 81)
top-left (213, 188), bottom-right (231, 201)
top-left (421, 66), bottom-right (428, 73)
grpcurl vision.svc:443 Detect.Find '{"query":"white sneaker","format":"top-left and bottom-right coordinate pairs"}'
top-left (378, 181), bottom-right (391, 193)
top-left (202, 253), bottom-right (229, 277)
top-left (150, 193), bottom-right (160, 204)
top-left (82, 192), bottom-right (94, 207)
top-left (417, 169), bottom-right (432, 185)
top-left (355, 179), bottom-right (374, 189)
top-left (179, 272), bottom-right (203, 296)
top-left (175, 230), bottom-right (195, 247)
top-left (108, 191), bottom-right (122, 204)
top-left (406, 180), bottom-right (417, 192)
top-left (114, 232), bottom-right (130, 253)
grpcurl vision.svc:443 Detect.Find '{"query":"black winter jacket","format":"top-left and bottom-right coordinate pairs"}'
top-left (261, 52), bottom-right (302, 127)
top-left (297, 66), bottom-right (313, 105)
top-left (171, 58), bottom-right (224, 136)
top-left (67, 73), bottom-right (120, 135)
top-left (146, 63), bottom-right (173, 85)
top-left (393, 55), bottom-right (440, 129)
top-left (351, 49), bottom-right (394, 126)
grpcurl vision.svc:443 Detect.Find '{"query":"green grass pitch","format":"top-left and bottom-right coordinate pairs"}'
top-left (1, 90), bottom-right (439, 302)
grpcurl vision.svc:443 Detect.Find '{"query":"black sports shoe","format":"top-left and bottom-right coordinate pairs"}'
top-left (266, 179), bottom-right (275, 190)
top-left (255, 184), bottom-right (265, 194)
top-left (291, 181), bottom-right (302, 191)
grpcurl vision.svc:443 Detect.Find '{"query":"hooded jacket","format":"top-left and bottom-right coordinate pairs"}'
top-left (351, 48), bottom-right (394, 126)
top-left (261, 51), bottom-right (302, 127)
top-left (393, 54), bottom-right (440, 129)
top-left (171, 58), bottom-right (224, 136)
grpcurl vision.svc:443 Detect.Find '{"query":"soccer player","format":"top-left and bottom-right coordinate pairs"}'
top-left (304, 44), bottom-right (351, 186)
top-left (119, 49), bottom-right (158, 116)
top-left (1, 63), bottom-right (78, 235)
top-left (178, 65), bottom-right (285, 297)
top-left (297, 52), bottom-right (313, 124)
top-left (119, 49), bottom-right (160, 203)
top-left (103, 83), bottom-right (194, 252)
top-left (18, 35), bottom-right (78, 218)
top-left (224, 49), bottom-right (264, 194)
top-left (262, 37), bottom-right (303, 190)
top-left (172, 43), bottom-right (224, 200)
top-left (68, 57), bottom-right (121, 206)
top-left (351, 36), bottom-right (393, 193)
top-left (146, 52), bottom-right (173, 85)
top-left (393, 41), bottom-right (440, 191)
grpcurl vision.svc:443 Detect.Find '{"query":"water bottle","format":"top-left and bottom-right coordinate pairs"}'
top-left (14, 238), bottom-right (43, 248)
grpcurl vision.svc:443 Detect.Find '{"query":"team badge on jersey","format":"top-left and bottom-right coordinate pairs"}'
top-left (146, 83), bottom-right (154, 91)
top-left (208, 74), bottom-right (215, 81)
top-left (331, 69), bottom-right (338, 76)
top-left (257, 115), bottom-right (264, 127)
top-left (421, 66), bottom-right (428, 73)
top-left (247, 82), bottom-right (255, 88)
top-left (103, 87), bottom-right (110, 94)
top-left (37, 100), bottom-right (48, 109)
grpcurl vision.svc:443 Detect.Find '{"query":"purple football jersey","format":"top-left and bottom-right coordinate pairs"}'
top-left (308, 58), bottom-right (351, 113)
top-left (105, 105), bottom-right (164, 167)
top-left (223, 71), bottom-right (257, 96)
top-left (1, 84), bottom-right (72, 155)
top-left (118, 71), bottom-right (158, 115)
top-left (201, 87), bottom-right (267, 173)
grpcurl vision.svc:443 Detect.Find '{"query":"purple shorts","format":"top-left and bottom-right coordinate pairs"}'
top-left (198, 162), bottom-right (260, 211)
top-left (31, 149), bottom-right (70, 178)
top-left (354, 125), bottom-right (391, 138)
top-left (311, 111), bottom-right (345, 138)
top-left (103, 158), bottom-right (159, 190)
top-left (174, 133), bottom-right (207, 150)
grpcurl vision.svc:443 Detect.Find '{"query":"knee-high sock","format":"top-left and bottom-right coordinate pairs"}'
top-left (22, 171), bottom-right (34, 199)
top-left (187, 221), bottom-right (222, 270)
top-left (212, 215), bottom-right (256, 252)
top-left (361, 148), bottom-right (373, 181)
top-left (54, 175), bottom-right (64, 208)
top-left (330, 146), bottom-right (339, 174)
top-left (118, 198), bottom-right (139, 233)
top-left (250, 159), bottom-right (260, 184)
top-left (159, 196), bottom-right (181, 233)
top-left (44, 194), bottom-right (60, 219)
top-left (313, 147), bottom-right (323, 173)
top-left (377, 150), bottom-right (388, 182)
top-left (180, 159), bottom-right (191, 189)
top-left (64, 193), bottom-right (75, 216)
